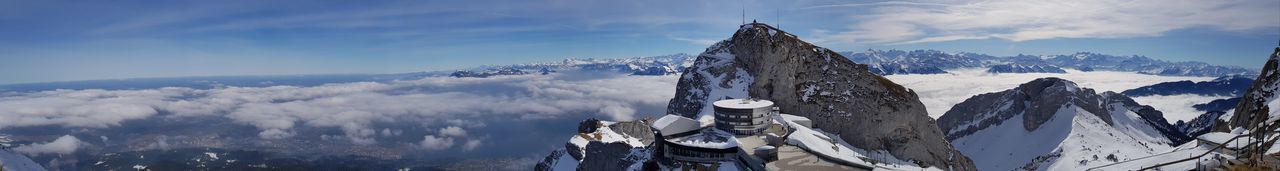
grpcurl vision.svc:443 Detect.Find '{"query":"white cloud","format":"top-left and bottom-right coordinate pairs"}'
top-left (438, 126), bottom-right (468, 137)
top-left (667, 35), bottom-right (720, 46)
top-left (14, 135), bottom-right (83, 156)
top-left (419, 135), bottom-right (454, 150)
top-left (1131, 94), bottom-right (1231, 123)
top-left (818, 0), bottom-right (1280, 44)
top-left (884, 69), bottom-right (1216, 118)
top-left (462, 139), bottom-right (483, 151)
top-left (0, 74), bottom-right (678, 146)
top-left (0, 88), bottom-right (186, 129)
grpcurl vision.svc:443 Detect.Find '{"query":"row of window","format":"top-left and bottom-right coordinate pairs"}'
top-left (667, 147), bottom-right (730, 159)
top-left (715, 119), bottom-right (768, 126)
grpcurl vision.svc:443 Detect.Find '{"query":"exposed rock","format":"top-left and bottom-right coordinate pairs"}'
top-left (1219, 47), bottom-right (1280, 132)
top-left (938, 78), bottom-right (1189, 170)
top-left (666, 23), bottom-right (975, 170)
top-left (938, 78), bottom-right (1189, 144)
top-left (577, 118), bottom-right (600, 134)
top-left (537, 119), bottom-right (652, 171)
top-left (1175, 111), bottom-right (1225, 138)
top-left (577, 141), bottom-right (643, 171)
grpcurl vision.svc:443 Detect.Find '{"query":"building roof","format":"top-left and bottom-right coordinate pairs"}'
top-left (667, 128), bottom-right (739, 149)
top-left (651, 114), bottom-right (701, 137)
top-left (713, 98), bottom-right (774, 109)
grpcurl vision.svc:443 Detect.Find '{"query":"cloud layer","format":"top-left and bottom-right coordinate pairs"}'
top-left (14, 135), bottom-right (83, 156)
top-left (884, 69), bottom-right (1215, 118)
top-left (0, 74), bottom-right (678, 150)
top-left (815, 0), bottom-right (1280, 44)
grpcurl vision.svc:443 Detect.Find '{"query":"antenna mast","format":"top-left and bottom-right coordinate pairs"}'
top-left (776, 8), bottom-right (780, 29)
top-left (741, 1), bottom-right (745, 25)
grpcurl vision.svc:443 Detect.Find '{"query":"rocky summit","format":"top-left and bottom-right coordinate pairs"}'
top-left (665, 23), bottom-right (975, 170)
top-left (1219, 47), bottom-right (1280, 132)
top-left (937, 78), bottom-right (1190, 170)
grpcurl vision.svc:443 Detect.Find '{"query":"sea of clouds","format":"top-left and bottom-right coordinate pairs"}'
top-left (884, 69), bottom-right (1217, 119)
top-left (0, 73), bottom-right (680, 152)
top-left (0, 68), bottom-right (1233, 156)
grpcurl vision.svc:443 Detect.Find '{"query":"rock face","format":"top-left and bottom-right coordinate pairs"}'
top-left (938, 78), bottom-right (1188, 143)
top-left (1176, 111), bottom-right (1226, 138)
top-left (535, 119), bottom-right (654, 171)
top-left (937, 78), bottom-right (1190, 170)
top-left (1219, 47), bottom-right (1280, 132)
top-left (665, 23), bottom-right (975, 170)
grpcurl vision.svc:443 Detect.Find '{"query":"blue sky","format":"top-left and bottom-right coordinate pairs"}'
top-left (1, 0), bottom-right (1277, 84)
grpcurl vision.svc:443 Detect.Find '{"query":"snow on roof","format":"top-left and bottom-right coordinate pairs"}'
top-left (779, 114), bottom-right (811, 127)
top-left (652, 115), bottom-right (701, 137)
top-left (713, 98), bottom-right (774, 109)
top-left (1196, 132), bottom-right (1254, 149)
top-left (668, 128), bottom-right (739, 149)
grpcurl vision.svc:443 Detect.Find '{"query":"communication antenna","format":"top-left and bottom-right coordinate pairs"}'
top-left (776, 8), bottom-right (780, 29)
top-left (741, 1), bottom-right (746, 25)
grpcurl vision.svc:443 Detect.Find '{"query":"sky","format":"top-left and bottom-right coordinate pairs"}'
top-left (0, 0), bottom-right (1277, 84)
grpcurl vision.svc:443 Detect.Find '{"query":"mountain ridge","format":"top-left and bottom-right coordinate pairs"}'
top-left (938, 78), bottom-right (1189, 170)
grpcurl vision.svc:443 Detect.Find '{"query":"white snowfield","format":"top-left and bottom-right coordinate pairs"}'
top-left (885, 68), bottom-right (1215, 118)
top-left (0, 149), bottom-right (46, 171)
top-left (711, 99), bottom-right (773, 109)
top-left (951, 104), bottom-right (1174, 171)
top-left (568, 121), bottom-right (647, 149)
top-left (777, 114), bottom-right (942, 171)
top-left (667, 129), bottom-right (738, 149)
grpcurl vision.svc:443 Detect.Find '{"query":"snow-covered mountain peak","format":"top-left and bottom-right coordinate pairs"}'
top-left (938, 78), bottom-right (1192, 170)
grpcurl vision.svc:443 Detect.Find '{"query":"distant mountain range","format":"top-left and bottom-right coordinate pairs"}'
top-left (454, 54), bottom-right (695, 77)
top-left (461, 49), bottom-right (1257, 78)
top-left (2, 49), bottom-right (1253, 91)
top-left (843, 50), bottom-right (1257, 77)
top-left (1121, 75), bottom-right (1255, 97)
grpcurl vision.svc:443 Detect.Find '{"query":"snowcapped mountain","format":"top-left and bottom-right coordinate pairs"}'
top-left (843, 49), bottom-right (990, 75)
top-left (535, 119), bottom-right (654, 171)
top-left (986, 64), bottom-right (1067, 74)
top-left (937, 78), bottom-right (1188, 170)
top-left (841, 50), bottom-right (1256, 77)
top-left (464, 53), bottom-right (695, 77)
top-left (665, 24), bottom-right (975, 170)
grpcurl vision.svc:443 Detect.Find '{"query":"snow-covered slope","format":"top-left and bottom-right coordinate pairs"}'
top-left (938, 78), bottom-right (1186, 170)
top-left (0, 149), bottom-right (46, 171)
